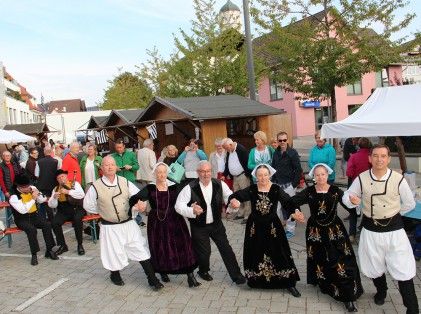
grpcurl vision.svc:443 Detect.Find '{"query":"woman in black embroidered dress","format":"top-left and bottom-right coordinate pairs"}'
top-left (291, 163), bottom-right (363, 312)
top-left (129, 162), bottom-right (200, 288)
top-left (229, 164), bottom-right (304, 296)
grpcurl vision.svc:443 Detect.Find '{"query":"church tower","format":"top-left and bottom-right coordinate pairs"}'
top-left (218, 0), bottom-right (242, 31)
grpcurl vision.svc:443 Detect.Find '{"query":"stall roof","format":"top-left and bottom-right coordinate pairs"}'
top-left (136, 95), bottom-right (284, 122)
top-left (321, 84), bottom-right (421, 138)
top-left (104, 109), bottom-right (143, 126)
top-left (3, 123), bottom-right (50, 134)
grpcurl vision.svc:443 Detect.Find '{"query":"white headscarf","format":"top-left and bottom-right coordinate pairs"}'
top-left (251, 163), bottom-right (277, 178)
top-left (308, 163), bottom-right (333, 178)
top-left (151, 162), bottom-right (175, 186)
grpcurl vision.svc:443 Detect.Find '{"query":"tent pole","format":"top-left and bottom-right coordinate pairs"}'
top-left (395, 136), bottom-right (407, 173)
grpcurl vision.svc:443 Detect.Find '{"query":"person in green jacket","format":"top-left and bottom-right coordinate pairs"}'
top-left (308, 131), bottom-right (337, 184)
top-left (79, 143), bottom-right (103, 191)
top-left (111, 139), bottom-right (139, 183)
top-left (111, 139), bottom-right (143, 226)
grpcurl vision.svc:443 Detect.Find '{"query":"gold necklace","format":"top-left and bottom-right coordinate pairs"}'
top-left (155, 187), bottom-right (170, 222)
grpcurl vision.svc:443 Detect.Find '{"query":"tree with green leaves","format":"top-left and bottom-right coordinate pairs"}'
top-left (138, 0), bottom-right (264, 98)
top-left (251, 0), bottom-right (416, 122)
top-left (99, 71), bottom-right (153, 110)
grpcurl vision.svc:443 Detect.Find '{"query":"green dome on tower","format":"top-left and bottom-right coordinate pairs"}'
top-left (219, 0), bottom-right (240, 13)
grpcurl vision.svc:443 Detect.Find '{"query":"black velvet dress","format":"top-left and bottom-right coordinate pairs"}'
top-left (129, 184), bottom-right (197, 274)
top-left (291, 185), bottom-right (363, 302)
top-left (230, 184), bottom-right (300, 289)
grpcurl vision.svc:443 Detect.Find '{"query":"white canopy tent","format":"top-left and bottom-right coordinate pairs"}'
top-left (321, 84), bottom-right (421, 138)
top-left (0, 129), bottom-right (36, 144)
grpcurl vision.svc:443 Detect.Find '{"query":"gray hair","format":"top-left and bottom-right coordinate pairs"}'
top-left (101, 155), bottom-right (116, 166)
top-left (214, 137), bottom-right (223, 145)
top-left (222, 138), bottom-right (233, 146)
top-left (44, 146), bottom-right (52, 155)
top-left (143, 139), bottom-right (154, 147)
top-left (197, 160), bottom-right (211, 171)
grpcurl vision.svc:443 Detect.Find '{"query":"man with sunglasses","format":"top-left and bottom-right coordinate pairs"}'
top-left (271, 132), bottom-right (302, 226)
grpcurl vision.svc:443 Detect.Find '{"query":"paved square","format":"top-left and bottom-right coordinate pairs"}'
top-left (1, 204), bottom-right (420, 313)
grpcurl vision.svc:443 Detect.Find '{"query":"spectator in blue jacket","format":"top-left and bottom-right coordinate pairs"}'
top-left (308, 131), bottom-right (336, 184)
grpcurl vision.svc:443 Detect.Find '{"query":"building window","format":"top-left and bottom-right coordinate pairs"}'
top-left (314, 107), bottom-right (330, 130)
top-left (348, 104), bottom-right (362, 115)
top-left (346, 79), bottom-right (362, 95)
top-left (269, 78), bottom-right (283, 101)
top-left (8, 108), bottom-right (13, 124)
top-left (375, 69), bottom-right (389, 88)
top-left (13, 109), bottom-right (17, 124)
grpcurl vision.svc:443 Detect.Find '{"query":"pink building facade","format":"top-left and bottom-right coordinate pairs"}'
top-left (258, 65), bottom-right (403, 137)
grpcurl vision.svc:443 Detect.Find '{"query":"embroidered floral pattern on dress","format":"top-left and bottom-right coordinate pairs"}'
top-left (336, 263), bottom-right (346, 277)
top-left (335, 225), bottom-right (344, 238)
top-left (308, 245), bottom-right (314, 259)
top-left (318, 199), bottom-right (327, 214)
top-left (244, 254), bottom-right (296, 282)
top-left (270, 223), bottom-right (277, 237)
top-left (343, 243), bottom-right (351, 256)
top-left (256, 193), bottom-right (272, 215)
top-left (308, 227), bottom-right (322, 242)
top-left (316, 264), bottom-right (326, 280)
top-left (250, 222), bottom-right (255, 237)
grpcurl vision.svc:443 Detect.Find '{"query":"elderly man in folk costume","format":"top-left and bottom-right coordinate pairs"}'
top-left (343, 144), bottom-right (418, 314)
top-left (83, 156), bottom-right (163, 289)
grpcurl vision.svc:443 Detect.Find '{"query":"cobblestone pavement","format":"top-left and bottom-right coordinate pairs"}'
top-left (1, 204), bottom-right (420, 314)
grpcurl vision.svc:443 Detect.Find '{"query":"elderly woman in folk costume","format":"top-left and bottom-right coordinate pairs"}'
top-left (129, 162), bottom-right (200, 287)
top-left (291, 163), bottom-right (363, 312)
top-left (228, 164), bottom-right (304, 296)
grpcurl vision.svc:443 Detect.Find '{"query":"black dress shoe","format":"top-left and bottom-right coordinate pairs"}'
top-left (56, 244), bottom-right (69, 255)
top-left (197, 271), bottom-right (213, 281)
top-left (187, 273), bottom-right (201, 288)
top-left (160, 273), bottom-right (170, 282)
top-left (374, 292), bottom-right (386, 305)
top-left (234, 274), bottom-right (246, 285)
top-left (287, 287), bottom-right (301, 297)
top-left (45, 250), bottom-right (59, 260)
top-left (31, 254), bottom-right (38, 266)
top-left (344, 301), bottom-right (358, 312)
top-left (148, 279), bottom-right (164, 291)
top-left (77, 244), bottom-right (85, 256)
top-left (110, 271), bottom-right (125, 286)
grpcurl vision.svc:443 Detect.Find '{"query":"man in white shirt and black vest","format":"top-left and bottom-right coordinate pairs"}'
top-left (83, 156), bottom-right (163, 289)
top-left (175, 160), bottom-right (246, 285)
top-left (343, 144), bottom-right (418, 314)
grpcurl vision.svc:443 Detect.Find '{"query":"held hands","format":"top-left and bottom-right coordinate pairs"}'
top-left (191, 202), bottom-right (204, 216)
top-left (229, 198), bottom-right (240, 209)
top-left (291, 209), bottom-right (305, 224)
top-left (135, 200), bottom-right (147, 213)
top-left (349, 193), bottom-right (361, 205)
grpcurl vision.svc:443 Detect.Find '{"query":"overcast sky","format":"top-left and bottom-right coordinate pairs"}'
top-left (0, 0), bottom-right (419, 107)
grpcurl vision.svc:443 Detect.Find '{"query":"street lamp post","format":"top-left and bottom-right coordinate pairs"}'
top-left (242, 0), bottom-right (257, 101)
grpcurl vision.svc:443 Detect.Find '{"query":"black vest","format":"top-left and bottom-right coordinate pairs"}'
top-left (37, 156), bottom-right (58, 195)
top-left (187, 179), bottom-right (223, 226)
top-left (0, 161), bottom-right (22, 193)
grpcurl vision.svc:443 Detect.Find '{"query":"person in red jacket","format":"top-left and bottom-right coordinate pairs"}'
top-left (61, 142), bottom-right (82, 184)
top-left (346, 137), bottom-right (372, 242)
